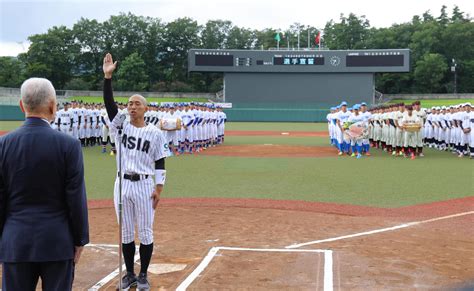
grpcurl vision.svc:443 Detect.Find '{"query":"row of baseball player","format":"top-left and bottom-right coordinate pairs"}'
top-left (50, 101), bottom-right (227, 156)
top-left (327, 101), bottom-right (474, 159)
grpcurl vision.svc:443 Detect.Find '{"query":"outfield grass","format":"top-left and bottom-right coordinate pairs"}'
top-left (83, 145), bottom-right (472, 208)
top-left (2, 121), bottom-right (472, 208)
top-left (70, 96), bottom-right (209, 104)
top-left (389, 99), bottom-right (474, 107)
top-left (0, 121), bottom-right (22, 131)
top-left (225, 122), bottom-right (327, 131)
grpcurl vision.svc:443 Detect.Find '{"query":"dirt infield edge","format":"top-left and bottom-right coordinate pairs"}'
top-left (88, 196), bottom-right (474, 219)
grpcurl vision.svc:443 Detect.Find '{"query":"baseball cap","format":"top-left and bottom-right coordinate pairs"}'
top-left (361, 102), bottom-right (367, 106)
top-left (340, 101), bottom-right (348, 106)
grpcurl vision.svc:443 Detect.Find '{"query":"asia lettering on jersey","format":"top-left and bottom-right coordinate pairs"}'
top-left (121, 134), bottom-right (151, 153)
top-left (110, 112), bottom-right (169, 175)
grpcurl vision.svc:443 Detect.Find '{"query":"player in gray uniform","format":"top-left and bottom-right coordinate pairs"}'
top-left (103, 53), bottom-right (169, 290)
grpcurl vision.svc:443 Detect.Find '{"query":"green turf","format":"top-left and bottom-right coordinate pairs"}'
top-left (84, 145), bottom-right (473, 208)
top-left (2, 121), bottom-right (472, 208)
top-left (225, 122), bottom-right (327, 131)
top-left (389, 99), bottom-right (474, 107)
top-left (70, 96), bottom-right (208, 104)
top-left (0, 121), bottom-right (22, 131)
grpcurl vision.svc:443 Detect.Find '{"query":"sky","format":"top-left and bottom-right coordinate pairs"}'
top-left (0, 0), bottom-right (472, 56)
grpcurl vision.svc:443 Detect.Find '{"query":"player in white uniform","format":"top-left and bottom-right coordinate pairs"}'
top-left (51, 104), bottom-right (59, 130)
top-left (217, 106), bottom-right (227, 145)
top-left (466, 103), bottom-right (474, 159)
top-left (70, 101), bottom-right (80, 140)
top-left (401, 105), bottom-right (422, 160)
top-left (56, 103), bottom-right (73, 137)
top-left (103, 53), bottom-right (169, 290)
top-left (459, 103), bottom-right (471, 157)
top-left (392, 103), bottom-right (406, 156)
top-left (413, 101), bottom-right (426, 156)
top-left (359, 102), bottom-right (372, 155)
top-left (347, 104), bottom-right (365, 158)
top-left (180, 104), bottom-right (195, 153)
top-left (77, 103), bottom-right (86, 146)
top-left (100, 107), bottom-right (117, 154)
top-left (335, 102), bottom-right (351, 155)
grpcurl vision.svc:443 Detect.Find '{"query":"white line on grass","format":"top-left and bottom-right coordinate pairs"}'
top-left (286, 211), bottom-right (474, 249)
top-left (176, 247), bottom-right (332, 291)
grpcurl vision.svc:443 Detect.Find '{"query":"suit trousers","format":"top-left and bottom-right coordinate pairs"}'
top-left (2, 259), bottom-right (74, 291)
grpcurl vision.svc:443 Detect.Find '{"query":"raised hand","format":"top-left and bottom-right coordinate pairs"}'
top-left (103, 53), bottom-right (117, 79)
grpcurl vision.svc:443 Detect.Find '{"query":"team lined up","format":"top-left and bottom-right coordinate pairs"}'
top-left (327, 101), bottom-right (474, 159)
top-left (51, 101), bottom-right (227, 156)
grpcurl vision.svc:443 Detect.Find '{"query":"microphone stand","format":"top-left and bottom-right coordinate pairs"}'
top-left (117, 125), bottom-right (123, 290)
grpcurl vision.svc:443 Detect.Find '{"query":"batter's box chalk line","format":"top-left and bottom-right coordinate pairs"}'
top-left (285, 211), bottom-right (474, 249)
top-left (86, 244), bottom-right (187, 290)
top-left (176, 246), bottom-right (333, 291)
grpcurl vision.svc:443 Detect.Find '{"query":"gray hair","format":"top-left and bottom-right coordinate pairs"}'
top-left (20, 78), bottom-right (56, 112)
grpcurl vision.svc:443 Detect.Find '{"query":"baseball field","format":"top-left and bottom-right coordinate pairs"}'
top-left (0, 120), bottom-right (473, 290)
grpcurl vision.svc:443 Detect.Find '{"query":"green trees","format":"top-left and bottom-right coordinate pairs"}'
top-left (414, 54), bottom-right (448, 92)
top-left (115, 53), bottom-right (149, 91)
top-left (0, 6), bottom-right (472, 93)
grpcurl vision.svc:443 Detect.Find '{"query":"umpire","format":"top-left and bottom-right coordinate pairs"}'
top-left (0, 78), bottom-right (89, 290)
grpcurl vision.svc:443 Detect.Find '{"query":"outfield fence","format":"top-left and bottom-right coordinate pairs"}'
top-left (384, 93), bottom-right (474, 101)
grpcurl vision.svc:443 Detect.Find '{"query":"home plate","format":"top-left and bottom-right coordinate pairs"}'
top-left (281, 132), bottom-right (290, 135)
top-left (148, 263), bottom-right (187, 275)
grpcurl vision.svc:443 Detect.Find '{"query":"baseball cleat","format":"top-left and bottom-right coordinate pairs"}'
top-left (116, 272), bottom-right (137, 290)
top-left (337, 151), bottom-right (343, 156)
top-left (110, 151), bottom-right (115, 156)
top-left (365, 152), bottom-right (371, 156)
top-left (101, 148), bottom-right (107, 153)
top-left (137, 272), bottom-right (150, 290)
top-left (356, 153), bottom-right (362, 159)
top-left (351, 153), bottom-right (356, 157)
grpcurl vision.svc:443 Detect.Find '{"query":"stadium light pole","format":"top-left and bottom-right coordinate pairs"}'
top-left (451, 58), bottom-right (457, 94)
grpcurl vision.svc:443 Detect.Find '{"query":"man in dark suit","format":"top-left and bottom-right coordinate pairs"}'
top-left (0, 77), bottom-right (89, 290)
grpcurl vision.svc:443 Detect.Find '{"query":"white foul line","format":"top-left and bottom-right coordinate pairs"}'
top-left (176, 247), bottom-right (332, 291)
top-left (88, 246), bottom-right (140, 291)
top-left (286, 211), bottom-right (474, 249)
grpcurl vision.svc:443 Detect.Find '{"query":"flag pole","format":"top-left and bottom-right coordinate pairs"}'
top-left (307, 29), bottom-right (310, 49)
top-left (319, 31), bottom-right (322, 50)
top-left (297, 29), bottom-right (300, 50)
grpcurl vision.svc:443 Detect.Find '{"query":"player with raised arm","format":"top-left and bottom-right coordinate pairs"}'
top-left (103, 53), bottom-right (169, 290)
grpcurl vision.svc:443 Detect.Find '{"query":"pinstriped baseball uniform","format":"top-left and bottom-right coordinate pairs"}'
top-left (109, 112), bottom-right (169, 244)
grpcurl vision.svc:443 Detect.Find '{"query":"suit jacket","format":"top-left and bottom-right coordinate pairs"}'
top-left (0, 117), bottom-right (89, 262)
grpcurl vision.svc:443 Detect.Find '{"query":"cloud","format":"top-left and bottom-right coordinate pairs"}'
top-left (0, 41), bottom-right (30, 57)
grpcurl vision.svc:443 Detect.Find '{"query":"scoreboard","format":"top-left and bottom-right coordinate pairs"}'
top-left (188, 49), bottom-right (410, 73)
